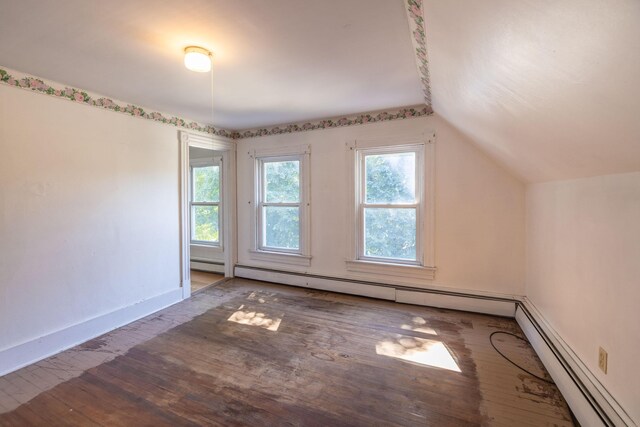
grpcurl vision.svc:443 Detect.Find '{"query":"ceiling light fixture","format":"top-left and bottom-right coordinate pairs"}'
top-left (184, 46), bottom-right (212, 72)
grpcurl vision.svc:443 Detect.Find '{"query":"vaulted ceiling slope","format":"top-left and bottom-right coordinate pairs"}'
top-left (0, 0), bottom-right (423, 130)
top-left (423, 0), bottom-right (640, 182)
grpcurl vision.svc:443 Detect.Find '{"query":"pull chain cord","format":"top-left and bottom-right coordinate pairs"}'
top-left (210, 53), bottom-right (214, 130)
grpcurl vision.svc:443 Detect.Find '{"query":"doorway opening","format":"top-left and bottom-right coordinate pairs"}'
top-left (179, 131), bottom-right (236, 299)
top-left (188, 146), bottom-right (226, 293)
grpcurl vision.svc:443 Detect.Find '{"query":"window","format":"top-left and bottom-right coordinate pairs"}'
top-left (357, 146), bottom-right (423, 264)
top-left (359, 148), bottom-right (421, 263)
top-left (346, 135), bottom-right (435, 279)
top-left (190, 159), bottom-right (221, 246)
top-left (258, 157), bottom-right (302, 252)
top-left (250, 146), bottom-right (311, 265)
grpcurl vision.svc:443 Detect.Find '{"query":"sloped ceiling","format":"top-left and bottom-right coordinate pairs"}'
top-left (0, 0), bottom-right (423, 129)
top-left (424, 0), bottom-right (640, 182)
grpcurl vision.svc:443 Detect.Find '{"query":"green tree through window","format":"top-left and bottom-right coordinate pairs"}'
top-left (260, 159), bottom-right (301, 251)
top-left (192, 164), bottom-right (220, 243)
top-left (362, 151), bottom-right (418, 261)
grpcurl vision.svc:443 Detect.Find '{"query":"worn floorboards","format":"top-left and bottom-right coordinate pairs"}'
top-left (191, 270), bottom-right (225, 294)
top-left (0, 278), bottom-right (573, 426)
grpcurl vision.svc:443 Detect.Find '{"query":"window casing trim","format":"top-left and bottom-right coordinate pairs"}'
top-left (356, 144), bottom-right (424, 266)
top-left (346, 132), bottom-right (436, 278)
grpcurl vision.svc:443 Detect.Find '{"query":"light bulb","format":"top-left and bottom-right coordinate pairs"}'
top-left (184, 46), bottom-right (212, 72)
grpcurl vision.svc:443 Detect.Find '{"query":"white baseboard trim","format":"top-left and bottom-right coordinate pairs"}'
top-left (190, 261), bottom-right (225, 273)
top-left (0, 288), bottom-right (183, 377)
top-left (516, 300), bottom-right (635, 427)
top-left (234, 265), bottom-right (517, 316)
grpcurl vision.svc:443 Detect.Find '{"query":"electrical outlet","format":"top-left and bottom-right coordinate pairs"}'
top-left (598, 347), bottom-right (608, 374)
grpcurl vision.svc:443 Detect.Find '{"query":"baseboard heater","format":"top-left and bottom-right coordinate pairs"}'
top-left (517, 302), bottom-right (633, 427)
top-left (234, 264), bottom-right (518, 316)
top-left (191, 259), bottom-right (225, 273)
top-left (234, 264), bottom-right (635, 427)
top-left (190, 259), bottom-right (224, 265)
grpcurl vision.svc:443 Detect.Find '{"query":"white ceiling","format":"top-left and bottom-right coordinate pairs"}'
top-left (0, 0), bottom-right (423, 129)
top-left (424, 0), bottom-right (640, 182)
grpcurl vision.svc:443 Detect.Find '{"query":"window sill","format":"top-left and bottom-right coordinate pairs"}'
top-left (345, 259), bottom-right (436, 280)
top-left (249, 250), bottom-right (312, 267)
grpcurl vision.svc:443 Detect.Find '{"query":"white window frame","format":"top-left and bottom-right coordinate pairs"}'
top-left (249, 145), bottom-right (311, 266)
top-left (357, 144), bottom-right (424, 265)
top-left (257, 155), bottom-right (303, 254)
top-left (346, 133), bottom-right (436, 280)
top-left (190, 157), bottom-right (223, 248)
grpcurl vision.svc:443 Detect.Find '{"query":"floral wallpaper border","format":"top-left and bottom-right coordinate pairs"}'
top-left (0, 68), bottom-right (235, 139)
top-left (1, 66), bottom-right (433, 140)
top-left (233, 105), bottom-right (432, 139)
top-left (405, 0), bottom-right (432, 106)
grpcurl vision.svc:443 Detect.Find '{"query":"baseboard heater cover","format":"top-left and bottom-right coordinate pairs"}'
top-left (234, 265), bottom-right (517, 316)
top-left (517, 303), bottom-right (635, 427)
top-left (190, 259), bottom-right (224, 265)
top-left (190, 260), bottom-right (225, 273)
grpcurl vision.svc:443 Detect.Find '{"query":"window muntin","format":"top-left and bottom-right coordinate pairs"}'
top-left (258, 157), bottom-right (302, 253)
top-left (190, 162), bottom-right (221, 245)
top-left (358, 146), bottom-right (423, 264)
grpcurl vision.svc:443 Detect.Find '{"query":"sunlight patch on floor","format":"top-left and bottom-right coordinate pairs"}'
top-left (400, 316), bottom-right (437, 335)
top-left (227, 304), bottom-right (282, 331)
top-left (376, 335), bottom-right (461, 372)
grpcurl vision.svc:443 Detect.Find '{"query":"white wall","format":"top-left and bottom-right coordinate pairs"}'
top-left (526, 172), bottom-right (640, 423)
top-left (237, 114), bottom-right (526, 295)
top-left (0, 85), bottom-right (182, 353)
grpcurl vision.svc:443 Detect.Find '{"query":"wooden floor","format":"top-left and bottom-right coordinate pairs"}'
top-left (191, 269), bottom-right (225, 293)
top-left (0, 279), bottom-right (573, 426)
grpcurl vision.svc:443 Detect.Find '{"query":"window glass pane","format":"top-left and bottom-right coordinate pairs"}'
top-left (264, 160), bottom-right (300, 203)
top-left (192, 205), bottom-right (219, 242)
top-left (193, 166), bottom-right (220, 203)
top-left (263, 206), bottom-right (300, 250)
top-left (365, 152), bottom-right (415, 204)
top-left (364, 208), bottom-right (416, 260)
